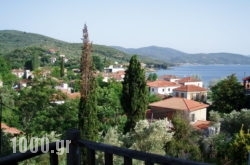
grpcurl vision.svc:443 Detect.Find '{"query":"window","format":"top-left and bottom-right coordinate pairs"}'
top-left (181, 93), bottom-right (184, 98)
top-left (175, 92), bottom-right (179, 97)
top-left (191, 114), bottom-right (195, 122)
top-left (162, 88), bottom-right (165, 92)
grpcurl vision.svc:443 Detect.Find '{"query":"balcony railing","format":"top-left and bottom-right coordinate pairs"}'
top-left (0, 129), bottom-right (211, 165)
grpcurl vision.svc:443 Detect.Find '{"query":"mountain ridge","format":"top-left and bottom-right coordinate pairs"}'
top-left (112, 45), bottom-right (250, 64)
top-left (1, 30), bottom-right (250, 65)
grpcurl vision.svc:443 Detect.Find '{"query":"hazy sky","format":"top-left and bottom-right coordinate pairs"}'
top-left (1, 0), bottom-right (250, 55)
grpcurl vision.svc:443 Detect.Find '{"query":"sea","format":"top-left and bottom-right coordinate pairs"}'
top-left (155, 64), bottom-right (250, 88)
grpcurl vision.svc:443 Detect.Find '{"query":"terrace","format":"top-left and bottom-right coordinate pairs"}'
top-left (0, 129), bottom-right (211, 165)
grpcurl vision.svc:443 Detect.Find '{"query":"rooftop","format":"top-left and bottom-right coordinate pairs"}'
top-left (149, 97), bottom-right (209, 111)
top-left (173, 85), bottom-right (207, 92)
top-left (147, 80), bottom-right (179, 87)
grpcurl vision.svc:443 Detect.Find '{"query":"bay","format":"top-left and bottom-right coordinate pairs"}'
top-left (156, 64), bottom-right (250, 87)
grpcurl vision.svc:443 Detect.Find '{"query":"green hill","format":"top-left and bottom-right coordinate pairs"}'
top-left (0, 30), bottom-right (131, 62)
top-left (0, 30), bottom-right (171, 69)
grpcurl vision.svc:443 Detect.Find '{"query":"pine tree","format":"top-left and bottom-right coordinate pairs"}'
top-left (121, 55), bottom-right (148, 133)
top-left (78, 24), bottom-right (98, 141)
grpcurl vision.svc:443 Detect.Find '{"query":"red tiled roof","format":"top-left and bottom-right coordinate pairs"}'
top-left (1, 123), bottom-right (23, 135)
top-left (178, 77), bottom-right (201, 83)
top-left (173, 85), bottom-right (207, 92)
top-left (159, 75), bottom-right (179, 80)
top-left (192, 120), bottom-right (211, 130)
top-left (67, 92), bottom-right (80, 99)
top-left (101, 71), bottom-right (125, 81)
top-left (243, 76), bottom-right (250, 81)
top-left (149, 97), bottom-right (209, 112)
top-left (147, 80), bottom-right (179, 87)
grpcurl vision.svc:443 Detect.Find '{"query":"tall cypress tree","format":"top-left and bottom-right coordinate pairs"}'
top-left (121, 55), bottom-right (148, 133)
top-left (60, 55), bottom-right (65, 77)
top-left (78, 24), bottom-right (98, 141)
top-left (31, 54), bottom-right (39, 71)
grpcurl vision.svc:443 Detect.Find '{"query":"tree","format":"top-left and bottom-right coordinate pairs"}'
top-left (121, 55), bottom-right (148, 133)
top-left (128, 119), bottom-right (173, 155)
top-left (14, 78), bottom-right (64, 135)
top-left (229, 126), bottom-right (250, 165)
top-left (96, 80), bottom-right (126, 133)
top-left (164, 112), bottom-right (202, 161)
top-left (78, 24), bottom-right (99, 141)
top-left (0, 56), bottom-right (17, 86)
top-left (31, 54), bottom-right (39, 71)
top-left (210, 74), bottom-right (246, 113)
top-left (60, 55), bottom-right (65, 77)
top-left (221, 109), bottom-right (250, 135)
top-left (147, 73), bottom-right (157, 81)
top-left (92, 55), bottom-right (104, 71)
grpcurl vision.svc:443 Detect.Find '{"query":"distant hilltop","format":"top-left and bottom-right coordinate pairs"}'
top-left (113, 46), bottom-right (250, 65)
top-left (1, 30), bottom-right (250, 65)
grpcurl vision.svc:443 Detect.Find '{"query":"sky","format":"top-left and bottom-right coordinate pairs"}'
top-left (1, 0), bottom-right (250, 55)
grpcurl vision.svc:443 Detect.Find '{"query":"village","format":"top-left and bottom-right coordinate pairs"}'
top-left (5, 60), bottom-right (250, 137)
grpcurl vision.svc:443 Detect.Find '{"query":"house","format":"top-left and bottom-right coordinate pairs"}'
top-left (243, 76), bottom-right (250, 95)
top-left (147, 97), bottom-right (209, 124)
top-left (102, 70), bottom-right (125, 82)
top-left (159, 75), bottom-right (180, 83)
top-left (173, 85), bottom-right (208, 102)
top-left (55, 83), bottom-right (72, 94)
top-left (12, 69), bottom-right (24, 78)
top-left (103, 64), bottom-right (125, 73)
top-left (177, 76), bottom-right (203, 87)
top-left (147, 80), bottom-right (180, 96)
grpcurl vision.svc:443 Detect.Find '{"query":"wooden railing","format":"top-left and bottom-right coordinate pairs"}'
top-left (0, 129), bottom-right (211, 165)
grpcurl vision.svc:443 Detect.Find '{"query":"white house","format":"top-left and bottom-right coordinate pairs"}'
top-left (147, 80), bottom-right (180, 96)
top-left (177, 77), bottom-right (203, 87)
top-left (104, 65), bottom-right (125, 73)
top-left (173, 85), bottom-right (208, 102)
top-left (159, 75), bottom-right (180, 83)
top-left (12, 69), bottom-right (24, 78)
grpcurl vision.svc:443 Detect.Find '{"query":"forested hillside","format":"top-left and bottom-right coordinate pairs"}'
top-left (0, 30), bottom-right (170, 69)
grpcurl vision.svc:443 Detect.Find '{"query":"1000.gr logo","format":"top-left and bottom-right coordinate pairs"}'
top-left (10, 137), bottom-right (71, 155)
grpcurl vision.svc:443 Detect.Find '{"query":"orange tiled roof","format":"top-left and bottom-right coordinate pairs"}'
top-left (67, 92), bottom-right (80, 99)
top-left (178, 77), bottom-right (201, 83)
top-left (147, 80), bottom-right (179, 87)
top-left (149, 97), bottom-right (209, 111)
top-left (173, 85), bottom-right (207, 92)
top-left (1, 123), bottom-right (23, 135)
top-left (243, 76), bottom-right (250, 81)
top-left (192, 120), bottom-right (211, 130)
top-left (159, 75), bottom-right (179, 80)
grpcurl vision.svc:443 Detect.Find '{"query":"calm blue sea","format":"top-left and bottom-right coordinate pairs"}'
top-left (156, 64), bottom-right (250, 87)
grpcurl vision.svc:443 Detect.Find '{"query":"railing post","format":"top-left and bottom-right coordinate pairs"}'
top-left (124, 156), bottom-right (132, 165)
top-left (50, 151), bottom-right (58, 165)
top-left (66, 129), bottom-right (80, 165)
top-left (104, 152), bottom-right (113, 165)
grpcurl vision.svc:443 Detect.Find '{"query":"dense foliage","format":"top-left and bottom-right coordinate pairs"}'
top-left (210, 74), bottom-right (246, 113)
top-left (0, 56), bottom-right (17, 86)
top-left (164, 113), bottom-right (202, 161)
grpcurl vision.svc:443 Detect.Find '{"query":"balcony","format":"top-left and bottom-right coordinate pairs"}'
top-left (0, 129), bottom-right (211, 165)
